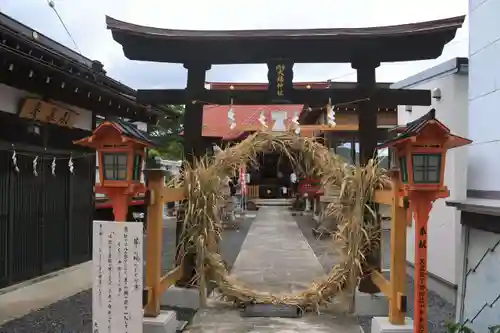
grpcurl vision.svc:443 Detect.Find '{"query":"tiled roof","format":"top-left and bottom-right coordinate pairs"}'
top-left (202, 104), bottom-right (304, 140)
top-left (377, 108), bottom-right (471, 149)
top-left (111, 118), bottom-right (160, 147)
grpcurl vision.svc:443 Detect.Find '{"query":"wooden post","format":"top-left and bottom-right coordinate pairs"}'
top-left (143, 169), bottom-right (165, 317)
top-left (388, 173), bottom-right (407, 324)
top-left (411, 195), bottom-right (433, 333)
top-left (353, 60), bottom-right (383, 294)
top-left (177, 63), bottom-right (211, 287)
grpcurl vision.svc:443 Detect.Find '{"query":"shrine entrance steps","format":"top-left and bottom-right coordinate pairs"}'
top-left (253, 198), bottom-right (293, 206)
top-left (185, 206), bottom-right (361, 333)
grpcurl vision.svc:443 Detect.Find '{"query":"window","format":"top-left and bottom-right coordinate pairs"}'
top-left (102, 153), bottom-right (128, 180)
top-left (132, 154), bottom-right (142, 181)
top-left (399, 156), bottom-right (408, 183)
top-left (412, 153), bottom-right (441, 184)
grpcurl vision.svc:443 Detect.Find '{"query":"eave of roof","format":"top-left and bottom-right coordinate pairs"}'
top-left (106, 15), bottom-right (465, 64)
top-left (201, 104), bottom-right (303, 140)
top-left (112, 118), bottom-right (160, 147)
top-left (75, 119), bottom-right (159, 147)
top-left (0, 12), bottom-right (177, 122)
top-left (377, 108), bottom-right (471, 149)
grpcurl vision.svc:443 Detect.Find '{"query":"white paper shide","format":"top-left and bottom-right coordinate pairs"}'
top-left (92, 221), bottom-right (143, 333)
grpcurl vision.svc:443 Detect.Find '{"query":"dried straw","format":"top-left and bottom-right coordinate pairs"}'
top-left (175, 131), bottom-right (390, 313)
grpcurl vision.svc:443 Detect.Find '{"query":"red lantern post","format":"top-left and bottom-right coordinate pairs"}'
top-left (378, 109), bottom-right (471, 333)
top-left (74, 120), bottom-right (156, 221)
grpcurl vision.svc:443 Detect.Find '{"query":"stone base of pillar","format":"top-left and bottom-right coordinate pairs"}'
top-left (160, 285), bottom-right (201, 310)
top-left (354, 287), bottom-right (389, 317)
top-left (366, 317), bottom-right (413, 333)
top-left (143, 311), bottom-right (178, 333)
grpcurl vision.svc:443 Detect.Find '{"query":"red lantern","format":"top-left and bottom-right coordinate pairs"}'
top-left (74, 120), bottom-right (156, 221)
top-left (378, 109), bottom-right (471, 333)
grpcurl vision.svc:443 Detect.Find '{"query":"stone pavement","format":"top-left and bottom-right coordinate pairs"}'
top-left (186, 206), bottom-right (361, 333)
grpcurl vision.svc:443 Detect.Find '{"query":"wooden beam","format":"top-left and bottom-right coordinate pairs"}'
top-left (144, 170), bottom-right (165, 317)
top-left (137, 88), bottom-right (431, 106)
top-left (161, 187), bottom-right (186, 203)
top-left (159, 265), bottom-right (184, 295)
top-left (373, 189), bottom-right (406, 208)
top-left (388, 178), bottom-right (407, 325)
top-left (202, 123), bottom-right (395, 134)
top-left (371, 270), bottom-right (392, 298)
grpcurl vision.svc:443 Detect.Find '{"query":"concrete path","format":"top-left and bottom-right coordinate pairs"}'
top-left (186, 206), bottom-right (361, 333)
top-left (230, 206), bottom-right (325, 293)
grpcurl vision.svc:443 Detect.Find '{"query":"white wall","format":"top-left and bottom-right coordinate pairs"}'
top-left (467, 0), bottom-right (500, 191)
top-left (454, 0), bottom-right (500, 327)
top-left (396, 71), bottom-right (468, 285)
top-left (460, 228), bottom-right (500, 332)
top-left (0, 83), bottom-right (93, 131)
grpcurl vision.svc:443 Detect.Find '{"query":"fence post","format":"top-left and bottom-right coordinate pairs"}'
top-left (388, 171), bottom-right (407, 324)
top-left (143, 169), bottom-right (165, 317)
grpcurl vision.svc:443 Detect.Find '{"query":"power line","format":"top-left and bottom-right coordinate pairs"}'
top-left (47, 0), bottom-right (82, 54)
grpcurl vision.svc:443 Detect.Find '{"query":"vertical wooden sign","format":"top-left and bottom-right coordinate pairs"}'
top-left (412, 201), bottom-right (432, 333)
top-left (93, 221), bottom-right (143, 333)
top-left (267, 60), bottom-right (294, 103)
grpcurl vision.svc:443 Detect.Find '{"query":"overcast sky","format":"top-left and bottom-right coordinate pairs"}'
top-left (1, 0), bottom-right (468, 89)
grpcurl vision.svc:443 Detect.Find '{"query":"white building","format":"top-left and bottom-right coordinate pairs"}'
top-left (446, 0), bottom-right (500, 330)
top-left (390, 57), bottom-right (468, 305)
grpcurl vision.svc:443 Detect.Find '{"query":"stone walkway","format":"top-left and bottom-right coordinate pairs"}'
top-left (186, 206), bottom-right (360, 333)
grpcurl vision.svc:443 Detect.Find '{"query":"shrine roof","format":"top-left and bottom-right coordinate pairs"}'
top-left (201, 104), bottom-right (303, 140)
top-left (106, 15), bottom-right (465, 64)
top-left (0, 12), bottom-right (177, 123)
top-left (108, 118), bottom-right (159, 147)
top-left (378, 109), bottom-right (471, 149)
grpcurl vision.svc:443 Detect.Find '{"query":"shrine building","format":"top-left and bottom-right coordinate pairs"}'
top-left (0, 12), bottom-right (175, 288)
top-left (202, 81), bottom-right (396, 198)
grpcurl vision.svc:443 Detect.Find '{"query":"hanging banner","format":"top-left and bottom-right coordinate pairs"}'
top-left (92, 221), bottom-right (143, 333)
top-left (239, 165), bottom-right (247, 195)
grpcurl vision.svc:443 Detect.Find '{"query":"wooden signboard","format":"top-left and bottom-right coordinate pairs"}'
top-left (92, 221), bottom-right (143, 333)
top-left (19, 98), bottom-right (79, 128)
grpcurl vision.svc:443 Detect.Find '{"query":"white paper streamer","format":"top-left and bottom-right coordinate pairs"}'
top-left (258, 111), bottom-right (268, 129)
top-left (68, 155), bottom-right (74, 174)
top-left (12, 150), bottom-right (19, 173)
top-left (33, 156), bottom-right (38, 176)
top-left (51, 157), bottom-right (56, 176)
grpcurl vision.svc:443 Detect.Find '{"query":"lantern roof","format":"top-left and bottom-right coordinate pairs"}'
top-left (378, 109), bottom-right (471, 149)
top-left (74, 118), bottom-right (160, 148)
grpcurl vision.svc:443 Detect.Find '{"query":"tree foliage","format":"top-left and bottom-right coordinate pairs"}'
top-left (148, 105), bottom-right (184, 160)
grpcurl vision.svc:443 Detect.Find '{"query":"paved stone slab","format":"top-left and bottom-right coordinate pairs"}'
top-left (186, 299), bottom-right (361, 333)
top-left (186, 206), bottom-right (361, 332)
top-left (230, 206), bottom-right (326, 294)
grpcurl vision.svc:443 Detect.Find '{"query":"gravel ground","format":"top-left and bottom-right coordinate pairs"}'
top-left (293, 213), bottom-right (456, 333)
top-left (0, 216), bottom-right (254, 333)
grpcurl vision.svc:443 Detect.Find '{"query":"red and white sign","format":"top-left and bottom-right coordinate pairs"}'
top-left (239, 165), bottom-right (247, 195)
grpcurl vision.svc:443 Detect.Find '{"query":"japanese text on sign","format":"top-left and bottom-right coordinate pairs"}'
top-left (416, 225), bottom-right (427, 333)
top-left (275, 64), bottom-right (285, 96)
top-left (92, 221), bottom-right (143, 333)
top-left (19, 98), bottom-right (78, 128)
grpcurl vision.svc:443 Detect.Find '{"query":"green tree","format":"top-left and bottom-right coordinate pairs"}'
top-left (148, 105), bottom-right (184, 160)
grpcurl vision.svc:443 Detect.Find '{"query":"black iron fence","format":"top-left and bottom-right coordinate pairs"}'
top-left (0, 150), bottom-right (94, 288)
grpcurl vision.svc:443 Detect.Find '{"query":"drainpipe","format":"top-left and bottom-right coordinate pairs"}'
top-left (458, 226), bottom-right (470, 323)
